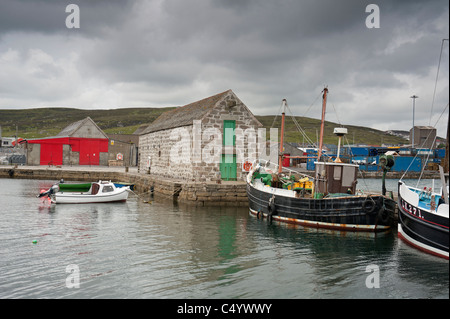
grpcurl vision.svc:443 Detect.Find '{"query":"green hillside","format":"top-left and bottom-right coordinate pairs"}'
top-left (257, 115), bottom-right (408, 146)
top-left (0, 107), bottom-right (175, 138)
top-left (0, 107), bottom-right (408, 146)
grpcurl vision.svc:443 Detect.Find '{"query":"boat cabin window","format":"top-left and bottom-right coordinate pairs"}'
top-left (102, 185), bottom-right (114, 193)
top-left (342, 166), bottom-right (356, 187)
top-left (333, 166), bottom-right (342, 180)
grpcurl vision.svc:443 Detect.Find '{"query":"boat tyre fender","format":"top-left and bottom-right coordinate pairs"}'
top-left (362, 197), bottom-right (377, 215)
top-left (377, 207), bottom-right (390, 224)
top-left (376, 197), bottom-right (390, 224)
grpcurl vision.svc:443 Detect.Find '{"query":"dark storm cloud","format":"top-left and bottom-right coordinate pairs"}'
top-left (0, 0), bottom-right (134, 37)
top-left (0, 0), bottom-right (448, 135)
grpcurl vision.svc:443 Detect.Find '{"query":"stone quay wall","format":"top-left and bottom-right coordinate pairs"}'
top-left (0, 166), bottom-right (249, 207)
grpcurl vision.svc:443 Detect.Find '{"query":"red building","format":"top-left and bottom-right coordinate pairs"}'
top-left (26, 117), bottom-right (109, 166)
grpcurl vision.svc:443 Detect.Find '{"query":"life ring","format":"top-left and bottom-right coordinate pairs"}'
top-left (243, 161), bottom-right (252, 172)
top-left (116, 153), bottom-right (123, 161)
top-left (362, 197), bottom-right (377, 214)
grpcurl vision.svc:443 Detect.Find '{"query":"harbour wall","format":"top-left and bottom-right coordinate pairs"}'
top-left (0, 165), bottom-right (440, 206)
top-left (0, 166), bottom-right (248, 207)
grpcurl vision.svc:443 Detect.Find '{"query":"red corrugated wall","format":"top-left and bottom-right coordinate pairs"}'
top-left (40, 143), bottom-right (63, 165)
top-left (28, 137), bottom-right (108, 166)
top-left (74, 138), bottom-right (108, 165)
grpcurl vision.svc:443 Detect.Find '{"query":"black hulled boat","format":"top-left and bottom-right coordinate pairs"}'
top-left (397, 176), bottom-right (449, 259)
top-left (247, 88), bottom-right (397, 232)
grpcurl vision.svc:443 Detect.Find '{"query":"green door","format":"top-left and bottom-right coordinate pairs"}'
top-left (223, 120), bottom-right (236, 146)
top-left (221, 120), bottom-right (237, 181)
top-left (220, 154), bottom-right (237, 181)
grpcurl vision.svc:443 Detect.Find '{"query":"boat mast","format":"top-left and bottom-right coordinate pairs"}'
top-left (278, 99), bottom-right (287, 174)
top-left (444, 106), bottom-right (449, 173)
top-left (317, 87), bottom-right (328, 161)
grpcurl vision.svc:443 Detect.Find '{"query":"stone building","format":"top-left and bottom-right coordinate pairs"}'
top-left (107, 133), bottom-right (139, 166)
top-left (138, 90), bottom-right (263, 182)
top-left (410, 126), bottom-right (437, 149)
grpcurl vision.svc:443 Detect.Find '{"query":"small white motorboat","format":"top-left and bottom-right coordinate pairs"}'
top-left (39, 180), bottom-right (131, 204)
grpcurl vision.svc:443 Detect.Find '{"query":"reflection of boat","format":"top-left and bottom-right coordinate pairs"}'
top-left (398, 172), bottom-right (449, 259)
top-left (247, 89), bottom-right (397, 232)
top-left (39, 181), bottom-right (130, 204)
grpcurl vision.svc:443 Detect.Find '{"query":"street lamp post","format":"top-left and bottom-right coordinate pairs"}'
top-left (410, 95), bottom-right (418, 148)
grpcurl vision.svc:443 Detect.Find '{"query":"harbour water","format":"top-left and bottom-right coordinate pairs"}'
top-left (0, 178), bottom-right (448, 299)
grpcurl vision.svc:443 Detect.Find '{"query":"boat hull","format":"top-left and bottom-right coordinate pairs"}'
top-left (397, 182), bottom-right (449, 259)
top-left (247, 182), bottom-right (396, 232)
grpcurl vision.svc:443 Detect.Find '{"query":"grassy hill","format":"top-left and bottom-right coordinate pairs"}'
top-left (0, 107), bottom-right (175, 138)
top-left (257, 115), bottom-right (408, 146)
top-left (0, 107), bottom-right (408, 146)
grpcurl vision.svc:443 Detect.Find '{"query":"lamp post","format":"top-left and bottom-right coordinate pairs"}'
top-left (410, 95), bottom-right (418, 148)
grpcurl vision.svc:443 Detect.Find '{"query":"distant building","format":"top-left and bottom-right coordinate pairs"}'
top-left (1, 137), bottom-right (16, 148)
top-left (138, 90), bottom-right (263, 182)
top-left (260, 142), bottom-right (306, 168)
top-left (410, 126), bottom-right (436, 149)
top-left (26, 117), bottom-right (109, 166)
top-left (107, 133), bottom-right (139, 166)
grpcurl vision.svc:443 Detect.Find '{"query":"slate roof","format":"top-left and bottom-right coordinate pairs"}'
top-left (56, 117), bottom-right (108, 139)
top-left (140, 90), bottom-right (231, 134)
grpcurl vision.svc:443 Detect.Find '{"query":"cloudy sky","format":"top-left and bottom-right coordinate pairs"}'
top-left (0, 0), bottom-right (448, 136)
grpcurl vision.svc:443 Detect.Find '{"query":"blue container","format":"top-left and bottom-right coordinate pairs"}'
top-left (350, 147), bottom-right (369, 156)
top-left (436, 149), bottom-right (446, 158)
top-left (307, 158), bottom-right (316, 171)
top-left (392, 156), bottom-right (422, 172)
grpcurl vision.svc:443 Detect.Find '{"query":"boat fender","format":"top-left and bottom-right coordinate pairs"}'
top-left (268, 196), bottom-right (276, 214)
top-left (362, 197), bottom-right (377, 214)
top-left (376, 197), bottom-right (390, 224)
top-left (267, 196), bottom-right (276, 224)
top-left (377, 207), bottom-right (390, 224)
top-left (8, 169), bottom-right (14, 178)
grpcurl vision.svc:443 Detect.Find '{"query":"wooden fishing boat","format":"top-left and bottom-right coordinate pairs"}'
top-left (39, 180), bottom-right (130, 204)
top-left (246, 88), bottom-right (397, 232)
